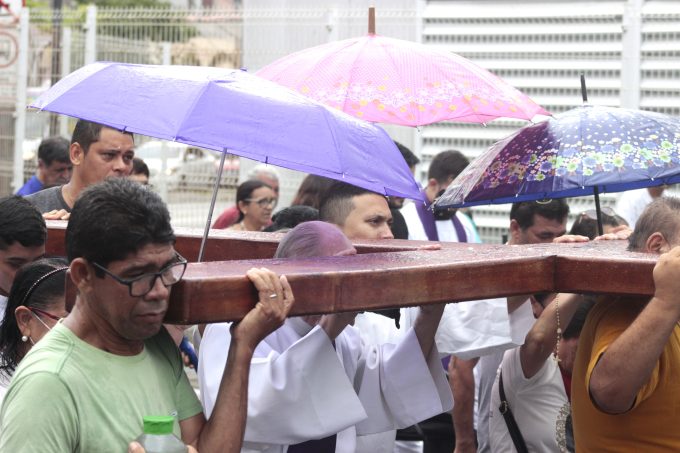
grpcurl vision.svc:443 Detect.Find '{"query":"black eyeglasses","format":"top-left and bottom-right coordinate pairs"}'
top-left (92, 253), bottom-right (188, 297)
top-left (246, 197), bottom-right (277, 209)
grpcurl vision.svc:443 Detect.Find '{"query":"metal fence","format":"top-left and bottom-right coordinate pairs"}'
top-left (4, 5), bottom-right (421, 229)
top-left (6, 6), bottom-right (246, 227)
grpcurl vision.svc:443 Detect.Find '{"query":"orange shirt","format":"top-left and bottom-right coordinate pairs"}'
top-left (572, 296), bottom-right (680, 452)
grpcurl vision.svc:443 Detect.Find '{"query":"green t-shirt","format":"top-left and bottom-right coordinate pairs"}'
top-left (0, 323), bottom-right (203, 452)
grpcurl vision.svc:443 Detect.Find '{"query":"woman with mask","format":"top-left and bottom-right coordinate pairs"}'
top-left (0, 258), bottom-right (69, 399)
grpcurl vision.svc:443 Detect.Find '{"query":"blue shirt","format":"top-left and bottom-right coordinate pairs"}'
top-left (15, 175), bottom-right (43, 196)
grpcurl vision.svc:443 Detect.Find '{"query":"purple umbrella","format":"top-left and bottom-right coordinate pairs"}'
top-left (30, 62), bottom-right (423, 258)
top-left (435, 104), bottom-right (680, 233)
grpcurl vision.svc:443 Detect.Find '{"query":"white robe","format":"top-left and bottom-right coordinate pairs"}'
top-left (615, 188), bottom-right (653, 229)
top-left (399, 202), bottom-right (530, 358)
top-left (198, 317), bottom-right (453, 453)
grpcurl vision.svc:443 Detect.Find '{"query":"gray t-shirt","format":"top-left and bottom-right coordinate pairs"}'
top-left (476, 350), bottom-right (504, 453)
top-left (24, 186), bottom-right (70, 213)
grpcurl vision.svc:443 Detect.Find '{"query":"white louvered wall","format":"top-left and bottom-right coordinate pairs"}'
top-left (419, 0), bottom-right (680, 243)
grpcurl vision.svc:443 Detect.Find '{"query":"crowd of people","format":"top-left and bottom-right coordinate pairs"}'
top-left (0, 119), bottom-right (678, 453)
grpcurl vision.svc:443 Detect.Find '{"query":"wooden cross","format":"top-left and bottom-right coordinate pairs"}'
top-left (46, 221), bottom-right (656, 324)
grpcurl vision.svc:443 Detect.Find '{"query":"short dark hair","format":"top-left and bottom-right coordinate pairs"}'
top-left (236, 179), bottom-right (272, 222)
top-left (131, 157), bottom-right (150, 178)
top-left (510, 199), bottom-right (570, 230)
top-left (563, 296), bottom-right (596, 340)
top-left (569, 210), bottom-right (622, 240)
top-left (37, 137), bottom-right (70, 166)
top-left (0, 257), bottom-right (68, 377)
top-left (0, 196), bottom-right (46, 250)
top-left (427, 150), bottom-right (469, 184)
top-left (319, 181), bottom-right (377, 227)
top-left (263, 205), bottom-right (319, 232)
top-left (71, 119), bottom-right (132, 154)
top-left (628, 197), bottom-right (680, 252)
top-left (66, 178), bottom-right (175, 270)
top-left (395, 141), bottom-right (420, 169)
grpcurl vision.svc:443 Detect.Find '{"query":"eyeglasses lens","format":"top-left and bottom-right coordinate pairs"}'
top-left (130, 262), bottom-right (187, 297)
top-left (257, 198), bottom-right (277, 208)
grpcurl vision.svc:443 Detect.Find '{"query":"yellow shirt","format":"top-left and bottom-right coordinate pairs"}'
top-left (572, 296), bottom-right (680, 452)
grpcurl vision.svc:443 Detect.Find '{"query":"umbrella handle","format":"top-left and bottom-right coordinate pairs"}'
top-left (594, 186), bottom-right (603, 236)
top-left (580, 73), bottom-right (588, 103)
top-left (368, 6), bottom-right (375, 35)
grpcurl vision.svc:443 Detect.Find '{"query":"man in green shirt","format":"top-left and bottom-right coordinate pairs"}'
top-left (0, 178), bottom-right (295, 452)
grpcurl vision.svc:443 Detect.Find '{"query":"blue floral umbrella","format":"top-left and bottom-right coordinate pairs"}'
top-left (435, 104), bottom-right (680, 232)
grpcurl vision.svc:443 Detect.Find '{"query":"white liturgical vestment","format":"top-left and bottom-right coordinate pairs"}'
top-left (199, 317), bottom-right (453, 453)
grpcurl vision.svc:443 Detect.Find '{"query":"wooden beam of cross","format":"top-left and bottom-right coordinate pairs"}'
top-left (166, 240), bottom-right (654, 323)
top-left (45, 221), bottom-right (424, 261)
top-left (47, 222), bottom-right (656, 324)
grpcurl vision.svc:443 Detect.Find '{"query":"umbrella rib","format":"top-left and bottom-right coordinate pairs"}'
top-left (173, 80), bottom-right (214, 143)
top-left (452, 53), bottom-right (547, 123)
top-left (318, 105), bottom-right (348, 183)
top-left (340, 36), bottom-right (373, 117)
top-left (29, 62), bottom-right (113, 111)
top-left (380, 38), bottom-right (421, 126)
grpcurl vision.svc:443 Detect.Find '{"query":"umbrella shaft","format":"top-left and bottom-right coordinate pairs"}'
top-left (594, 187), bottom-right (603, 236)
top-left (198, 151), bottom-right (228, 262)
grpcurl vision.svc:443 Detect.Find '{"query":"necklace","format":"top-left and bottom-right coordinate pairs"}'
top-left (554, 293), bottom-right (562, 364)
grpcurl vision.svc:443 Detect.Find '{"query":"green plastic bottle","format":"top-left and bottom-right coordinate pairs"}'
top-left (135, 416), bottom-right (188, 453)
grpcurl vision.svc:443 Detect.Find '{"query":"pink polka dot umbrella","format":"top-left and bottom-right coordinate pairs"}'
top-left (257, 8), bottom-right (548, 127)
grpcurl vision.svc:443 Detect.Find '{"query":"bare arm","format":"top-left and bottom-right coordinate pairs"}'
top-left (519, 293), bottom-right (582, 379)
top-left (183, 268), bottom-right (294, 452)
top-left (590, 247), bottom-right (680, 414)
top-left (413, 303), bottom-right (446, 357)
top-left (507, 295), bottom-right (529, 314)
top-left (449, 356), bottom-right (478, 453)
top-left (317, 312), bottom-right (358, 341)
